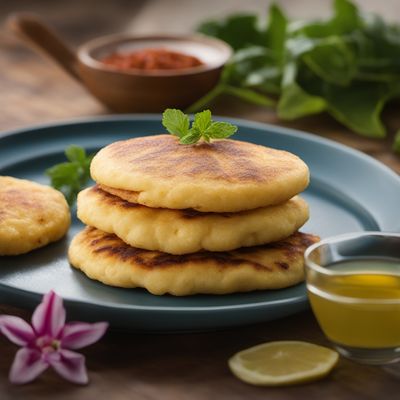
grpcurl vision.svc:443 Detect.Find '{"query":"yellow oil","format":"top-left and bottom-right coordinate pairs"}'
top-left (308, 261), bottom-right (400, 349)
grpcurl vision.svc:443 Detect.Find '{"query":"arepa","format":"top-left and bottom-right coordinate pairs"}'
top-left (68, 227), bottom-right (319, 296)
top-left (0, 176), bottom-right (70, 255)
top-left (77, 185), bottom-right (309, 254)
top-left (91, 135), bottom-right (309, 212)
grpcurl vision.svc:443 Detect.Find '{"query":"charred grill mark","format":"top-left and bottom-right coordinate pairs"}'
top-left (281, 233), bottom-right (319, 261)
top-left (179, 209), bottom-right (204, 218)
top-left (180, 209), bottom-right (236, 219)
top-left (92, 240), bottom-right (273, 271)
top-left (83, 228), bottom-right (319, 271)
top-left (276, 262), bottom-right (290, 270)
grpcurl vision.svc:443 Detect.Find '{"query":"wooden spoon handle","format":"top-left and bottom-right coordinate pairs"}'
top-left (7, 13), bottom-right (81, 81)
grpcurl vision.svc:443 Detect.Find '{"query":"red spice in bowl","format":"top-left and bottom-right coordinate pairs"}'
top-left (101, 48), bottom-right (203, 71)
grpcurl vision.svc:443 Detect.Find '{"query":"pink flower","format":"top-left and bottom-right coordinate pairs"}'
top-left (0, 291), bottom-right (108, 385)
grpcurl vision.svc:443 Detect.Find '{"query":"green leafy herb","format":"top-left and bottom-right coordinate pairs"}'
top-left (162, 109), bottom-right (238, 144)
top-left (161, 109), bottom-right (190, 138)
top-left (195, 0), bottom-right (400, 149)
top-left (46, 145), bottom-right (93, 206)
top-left (393, 130), bottom-right (400, 155)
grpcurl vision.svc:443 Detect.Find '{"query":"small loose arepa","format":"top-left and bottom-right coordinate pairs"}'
top-left (77, 186), bottom-right (309, 254)
top-left (0, 176), bottom-right (70, 255)
top-left (68, 227), bottom-right (319, 296)
top-left (91, 135), bottom-right (309, 212)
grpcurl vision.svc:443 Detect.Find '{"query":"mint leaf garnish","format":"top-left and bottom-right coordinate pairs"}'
top-left (162, 108), bottom-right (238, 144)
top-left (180, 129), bottom-right (202, 144)
top-left (192, 110), bottom-right (212, 132)
top-left (205, 121), bottom-right (238, 139)
top-left (46, 145), bottom-right (93, 206)
top-left (162, 109), bottom-right (190, 138)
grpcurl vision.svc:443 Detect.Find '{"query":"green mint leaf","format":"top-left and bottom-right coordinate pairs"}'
top-left (278, 81), bottom-right (326, 119)
top-left (323, 81), bottom-right (389, 138)
top-left (65, 145), bottom-right (86, 163)
top-left (244, 66), bottom-right (281, 93)
top-left (46, 163), bottom-right (78, 188)
top-left (46, 146), bottom-right (93, 206)
top-left (197, 20), bottom-right (224, 40)
top-left (163, 108), bottom-right (238, 144)
top-left (331, 0), bottom-right (360, 34)
top-left (205, 121), bottom-right (238, 139)
top-left (180, 128), bottom-right (202, 144)
top-left (278, 62), bottom-right (326, 119)
top-left (193, 110), bottom-right (212, 131)
top-left (393, 130), bottom-right (400, 154)
top-left (266, 4), bottom-right (287, 64)
top-left (81, 155), bottom-right (94, 183)
top-left (162, 109), bottom-right (190, 138)
top-left (198, 14), bottom-right (265, 50)
top-left (46, 163), bottom-right (81, 206)
top-left (302, 36), bottom-right (356, 86)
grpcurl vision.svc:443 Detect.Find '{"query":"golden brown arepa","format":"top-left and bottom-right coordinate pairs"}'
top-left (77, 185), bottom-right (309, 254)
top-left (90, 135), bottom-right (309, 212)
top-left (0, 176), bottom-right (70, 255)
top-left (68, 227), bottom-right (319, 296)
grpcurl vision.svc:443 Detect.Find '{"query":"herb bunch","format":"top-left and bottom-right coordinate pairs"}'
top-left (193, 0), bottom-right (400, 150)
top-left (46, 145), bottom-right (93, 206)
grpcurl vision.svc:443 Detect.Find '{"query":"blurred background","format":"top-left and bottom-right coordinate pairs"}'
top-left (1, 0), bottom-right (400, 171)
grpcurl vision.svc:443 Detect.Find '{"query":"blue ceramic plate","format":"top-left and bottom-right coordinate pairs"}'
top-left (0, 116), bottom-right (399, 332)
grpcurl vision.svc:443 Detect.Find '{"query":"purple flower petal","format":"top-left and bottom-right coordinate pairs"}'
top-left (31, 291), bottom-right (66, 338)
top-left (49, 349), bottom-right (88, 385)
top-left (0, 315), bottom-right (35, 346)
top-left (9, 348), bottom-right (48, 384)
top-left (61, 322), bottom-right (108, 350)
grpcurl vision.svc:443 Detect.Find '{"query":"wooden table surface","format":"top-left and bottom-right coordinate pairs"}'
top-left (0, 1), bottom-right (399, 399)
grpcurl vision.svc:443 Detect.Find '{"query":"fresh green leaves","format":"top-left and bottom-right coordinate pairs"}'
top-left (162, 109), bottom-right (238, 144)
top-left (393, 130), bottom-right (400, 154)
top-left (277, 62), bottom-right (327, 119)
top-left (46, 145), bottom-right (93, 206)
top-left (161, 109), bottom-right (190, 138)
top-left (266, 4), bottom-right (287, 64)
top-left (302, 36), bottom-right (356, 86)
top-left (198, 14), bottom-right (266, 51)
top-left (195, 0), bottom-right (400, 149)
top-left (205, 121), bottom-right (238, 139)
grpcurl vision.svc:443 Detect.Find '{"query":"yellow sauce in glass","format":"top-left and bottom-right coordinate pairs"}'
top-left (308, 261), bottom-right (400, 349)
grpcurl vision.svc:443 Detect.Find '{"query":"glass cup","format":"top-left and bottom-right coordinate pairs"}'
top-left (304, 232), bottom-right (400, 365)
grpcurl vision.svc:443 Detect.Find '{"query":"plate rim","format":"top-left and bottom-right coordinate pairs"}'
top-left (0, 281), bottom-right (307, 312)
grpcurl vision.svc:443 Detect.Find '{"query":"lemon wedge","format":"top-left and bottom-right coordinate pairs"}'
top-left (228, 341), bottom-right (339, 386)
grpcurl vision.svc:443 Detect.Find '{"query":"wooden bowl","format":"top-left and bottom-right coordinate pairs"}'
top-left (8, 14), bottom-right (232, 112)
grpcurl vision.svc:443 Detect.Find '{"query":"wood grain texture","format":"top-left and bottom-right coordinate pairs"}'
top-left (0, 307), bottom-right (399, 400)
top-left (0, 1), bottom-right (399, 399)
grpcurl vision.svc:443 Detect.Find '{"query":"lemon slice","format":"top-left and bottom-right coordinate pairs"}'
top-left (228, 341), bottom-right (339, 386)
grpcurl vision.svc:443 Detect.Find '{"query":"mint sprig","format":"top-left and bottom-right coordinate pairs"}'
top-left (46, 145), bottom-right (93, 206)
top-left (162, 109), bottom-right (238, 144)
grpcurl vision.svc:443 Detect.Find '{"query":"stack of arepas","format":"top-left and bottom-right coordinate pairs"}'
top-left (68, 134), bottom-right (319, 296)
